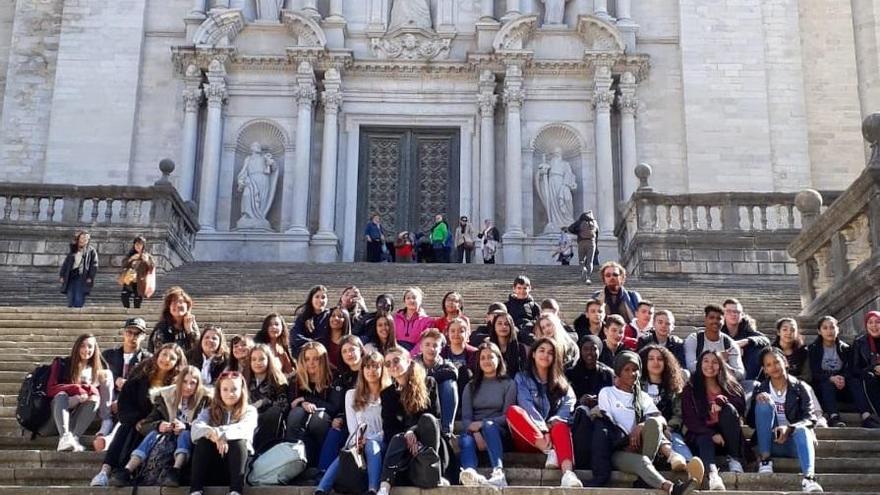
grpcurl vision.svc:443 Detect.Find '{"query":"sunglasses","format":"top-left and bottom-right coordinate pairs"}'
top-left (218, 371), bottom-right (242, 380)
top-left (383, 357), bottom-right (404, 368)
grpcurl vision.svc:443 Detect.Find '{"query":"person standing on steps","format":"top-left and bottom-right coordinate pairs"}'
top-left (430, 213), bottom-right (450, 263)
top-left (454, 216), bottom-right (476, 263)
top-left (119, 235), bottom-right (156, 309)
top-left (478, 219), bottom-right (501, 264)
top-left (59, 230), bottom-right (98, 308)
top-left (567, 211), bottom-right (598, 283)
top-left (364, 214), bottom-right (386, 263)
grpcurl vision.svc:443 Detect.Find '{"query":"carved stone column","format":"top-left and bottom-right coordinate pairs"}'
top-left (328, 0), bottom-right (344, 19)
top-left (438, 0), bottom-right (455, 32)
top-left (618, 71), bottom-right (638, 202)
top-left (502, 64), bottom-right (525, 263)
top-left (301, 0), bottom-right (321, 20)
top-left (593, 0), bottom-right (609, 19)
top-left (503, 0), bottom-right (520, 22)
top-left (617, 0), bottom-right (632, 21)
top-left (197, 61), bottom-right (227, 231)
top-left (593, 64), bottom-right (615, 236)
top-left (478, 70), bottom-right (498, 225)
top-left (312, 68), bottom-right (343, 262)
top-left (190, 0), bottom-right (206, 17)
top-left (290, 61), bottom-right (316, 235)
top-left (179, 65), bottom-right (202, 203)
top-left (481, 0), bottom-right (496, 21)
top-left (368, 0), bottom-right (386, 30)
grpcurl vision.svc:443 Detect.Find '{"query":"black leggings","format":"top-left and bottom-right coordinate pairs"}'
top-left (285, 407), bottom-right (331, 465)
top-left (691, 403), bottom-right (744, 468)
top-left (121, 284), bottom-right (142, 308)
top-left (189, 438), bottom-right (248, 493)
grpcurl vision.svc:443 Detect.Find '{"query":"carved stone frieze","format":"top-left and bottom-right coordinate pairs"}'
top-left (192, 9), bottom-right (245, 47)
top-left (281, 9), bottom-right (327, 48)
top-left (370, 27), bottom-right (455, 61)
top-left (493, 15), bottom-right (538, 51)
top-left (841, 214), bottom-right (871, 272)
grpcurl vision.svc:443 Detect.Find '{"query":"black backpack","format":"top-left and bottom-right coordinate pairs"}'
top-left (16, 362), bottom-right (53, 437)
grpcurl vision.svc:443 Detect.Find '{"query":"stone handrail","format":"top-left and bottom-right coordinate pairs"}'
top-left (788, 119), bottom-right (880, 325)
top-left (0, 165), bottom-right (199, 272)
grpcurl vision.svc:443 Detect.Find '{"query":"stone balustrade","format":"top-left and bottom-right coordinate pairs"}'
top-left (615, 164), bottom-right (838, 279)
top-left (0, 161), bottom-right (199, 272)
top-left (788, 114), bottom-right (880, 336)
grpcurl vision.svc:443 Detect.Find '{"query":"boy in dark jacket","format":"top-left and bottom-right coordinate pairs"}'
top-left (721, 298), bottom-right (770, 380)
top-left (505, 276), bottom-right (540, 336)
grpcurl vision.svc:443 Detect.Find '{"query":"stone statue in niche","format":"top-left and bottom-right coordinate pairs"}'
top-left (535, 147), bottom-right (577, 233)
top-left (540, 0), bottom-right (571, 25)
top-left (389, 0), bottom-right (433, 31)
top-left (236, 142), bottom-right (279, 230)
top-left (254, 0), bottom-right (284, 22)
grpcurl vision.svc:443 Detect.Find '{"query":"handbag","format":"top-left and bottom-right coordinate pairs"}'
top-left (117, 268), bottom-right (137, 287)
top-left (408, 445), bottom-right (442, 488)
top-left (333, 423), bottom-right (369, 494)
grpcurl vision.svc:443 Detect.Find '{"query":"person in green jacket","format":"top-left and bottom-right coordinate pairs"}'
top-left (430, 214), bottom-right (450, 263)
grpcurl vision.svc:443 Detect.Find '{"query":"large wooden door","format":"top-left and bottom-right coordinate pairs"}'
top-left (356, 127), bottom-right (460, 260)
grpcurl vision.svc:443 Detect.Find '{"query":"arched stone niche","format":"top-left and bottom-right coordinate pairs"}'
top-left (530, 123), bottom-right (585, 234)
top-left (231, 120), bottom-right (288, 231)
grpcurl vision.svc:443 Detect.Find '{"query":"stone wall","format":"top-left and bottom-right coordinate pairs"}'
top-left (0, 0), bottom-right (64, 183)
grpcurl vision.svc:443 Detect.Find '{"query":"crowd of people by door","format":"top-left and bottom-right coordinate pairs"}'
top-left (363, 214), bottom-right (501, 264)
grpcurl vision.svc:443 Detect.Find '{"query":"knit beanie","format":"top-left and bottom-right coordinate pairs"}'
top-left (613, 350), bottom-right (641, 377)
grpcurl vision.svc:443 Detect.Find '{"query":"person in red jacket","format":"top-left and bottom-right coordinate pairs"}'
top-left (43, 333), bottom-right (113, 452)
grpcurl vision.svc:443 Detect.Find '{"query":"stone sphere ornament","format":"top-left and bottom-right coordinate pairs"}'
top-left (635, 162), bottom-right (653, 190)
top-left (155, 158), bottom-right (176, 186)
top-left (862, 113), bottom-right (880, 145)
top-left (794, 189), bottom-right (822, 216)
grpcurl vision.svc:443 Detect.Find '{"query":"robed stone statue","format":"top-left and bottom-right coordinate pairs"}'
top-left (254, 0), bottom-right (283, 21)
top-left (389, 0), bottom-right (433, 31)
top-left (540, 0), bottom-right (571, 25)
top-left (535, 148), bottom-right (577, 233)
top-left (236, 142), bottom-right (279, 230)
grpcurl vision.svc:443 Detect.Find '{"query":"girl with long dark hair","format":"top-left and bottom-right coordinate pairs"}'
top-left (186, 324), bottom-right (229, 386)
top-left (59, 230), bottom-right (98, 308)
top-left (639, 345), bottom-right (693, 467)
top-left (148, 287), bottom-right (199, 353)
top-left (507, 338), bottom-right (581, 487)
top-left (246, 344), bottom-right (290, 453)
top-left (290, 285), bottom-right (331, 357)
top-left (681, 350), bottom-right (747, 490)
top-left (806, 316), bottom-right (854, 427)
top-left (254, 312), bottom-right (294, 374)
top-left (458, 342), bottom-right (516, 488)
top-left (489, 312), bottom-right (528, 376)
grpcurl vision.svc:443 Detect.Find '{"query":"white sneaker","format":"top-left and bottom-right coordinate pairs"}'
top-left (188, 492), bottom-right (204, 495)
top-left (376, 486), bottom-right (389, 495)
top-left (459, 468), bottom-right (488, 487)
top-left (90, 471), bottom-right (109, 487)
top-left (708, 470), bottom-right (726, 491)
top-left (727, 457), bottom-right (744, 473)
top-left (758, 459), bottom-right (774, 474)
top-left (801, 476), bottom-right (824, 493)
top-left (71, 436), bottom-right (85, 452)
top-left (544, 449), bottom-right (558, 469)
top-left (57, 432), bottom-right (75, 452)
top-left (487, 469), bottom-right (507, 488)
top-left (560, 470), bottom-right (583, 488)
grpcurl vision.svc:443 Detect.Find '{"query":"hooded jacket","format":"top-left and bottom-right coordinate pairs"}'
top-left (137, 383), bottom-right (213, 435)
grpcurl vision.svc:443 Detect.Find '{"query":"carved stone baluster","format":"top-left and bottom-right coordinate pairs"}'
top-left (104, 198), bottom-right (114, 223)
top-left (812, 244), bottom-right (834, 295)
top-left (31, 197), bottom-right (41, 221)
top-left (90, 198), bottom-right (100, 223)
top-left (760, 206), bottom-right (769, 230)
top-left (16, 197), bottom-right (27, 220)
top-left (841, 215), bottom-right (871, 272)
top-left (787, 205), bottom-right (796, 229)
top-left (663, 204), bottom-right (672, 231)
top-left (2, 196), bottom-right (10, 220)
top-left (47, 196), bottom-right (56, 222)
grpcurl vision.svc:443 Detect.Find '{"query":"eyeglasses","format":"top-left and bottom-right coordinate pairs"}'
top-left (218, 371), bottom-right (242, 379)
top-left (383, 357), bottom-right (403, 368)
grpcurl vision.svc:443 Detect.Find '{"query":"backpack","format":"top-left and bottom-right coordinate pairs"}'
top-left (696, 332), bottom-right (732, 357)
top-left (135, 433), bottom-right (177, 486)
top-left (16, 363), bottom-right (53, 437)
top-left (247, 440), bottom-right (307, 486)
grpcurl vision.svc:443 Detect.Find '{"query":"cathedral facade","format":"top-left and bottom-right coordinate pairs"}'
top-left (0, 1), bottom-right (876, 263)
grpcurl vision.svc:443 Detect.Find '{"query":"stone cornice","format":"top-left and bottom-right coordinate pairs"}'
top-left (171, 46), bottom-right (235, 75)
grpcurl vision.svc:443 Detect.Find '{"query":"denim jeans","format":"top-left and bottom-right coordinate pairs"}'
top-left (459, 420), bottom-right (505, 470)
top-left (755, 401), bottom-right (816, 476)
top-left (437, 379), bottom-right (458, 435)
top-left (317, 426), bottom-right (345, 470)
top-left (66, 273), bottom-right (88, 308)
top-left (318, 438), bottom-right (384, 492)
top-left (668, 432), bottom-right (693, 461)
top-left (132, 429), bottom-right (192, 460)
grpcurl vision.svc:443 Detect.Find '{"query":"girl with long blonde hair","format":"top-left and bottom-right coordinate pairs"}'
top-left (285, 342), bottom-right (341, 466)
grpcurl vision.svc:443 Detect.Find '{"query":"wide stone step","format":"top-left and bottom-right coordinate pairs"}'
top-left (0, 488), bottom-right (868, 495)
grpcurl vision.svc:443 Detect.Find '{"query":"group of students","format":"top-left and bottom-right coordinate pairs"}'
top-left (34, 262), bottom-right (880, 495)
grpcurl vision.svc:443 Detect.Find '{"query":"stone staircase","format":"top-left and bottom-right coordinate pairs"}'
top-left (0, 262), bottom-right (870, 494)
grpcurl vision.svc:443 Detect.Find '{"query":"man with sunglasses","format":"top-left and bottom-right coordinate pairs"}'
top-left (591, 261), bottom-right (642, 322)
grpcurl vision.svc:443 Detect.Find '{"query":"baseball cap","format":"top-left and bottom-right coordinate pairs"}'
top-left (123, 317), bottom-right (147, 333)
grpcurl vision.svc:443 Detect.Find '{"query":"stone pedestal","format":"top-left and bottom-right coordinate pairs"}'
top-left (475, 20), bottom-right (501, 52)
top-left (310, 232), bottom-right (340, 262)
top-left (501, 232), bottom-right (525, 264)
top-left (195, 231), bottom-right (311, 262)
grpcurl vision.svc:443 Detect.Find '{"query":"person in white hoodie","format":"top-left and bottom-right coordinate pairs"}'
top-left (189, 371), bottom-right (257, 495)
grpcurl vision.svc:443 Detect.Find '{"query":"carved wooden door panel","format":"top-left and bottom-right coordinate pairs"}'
top-left (357, 128), bottom-right (460, 261)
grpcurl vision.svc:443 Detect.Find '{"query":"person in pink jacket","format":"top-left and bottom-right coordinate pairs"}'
top-left (393, 287), bottom-right (433, 352)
